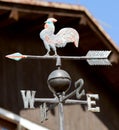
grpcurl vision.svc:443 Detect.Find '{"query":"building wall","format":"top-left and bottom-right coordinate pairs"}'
top-left (21, 105), bottom-right (108, 130)
top-left (0, 29), bottom-right (119, 130)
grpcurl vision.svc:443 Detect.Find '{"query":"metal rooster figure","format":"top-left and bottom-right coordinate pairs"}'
top-left (40, 18), bottom-right (79, 56)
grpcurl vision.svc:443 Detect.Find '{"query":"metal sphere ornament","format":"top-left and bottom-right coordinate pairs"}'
top-left (47, 69), bottom-right (71, 94)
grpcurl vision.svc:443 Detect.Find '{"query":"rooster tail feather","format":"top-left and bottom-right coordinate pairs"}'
top-left (51, 27), bottom-right (79, 48)
top-left (74, 41), bottom-right (79, 48)
top-left (74, 33), bottom-right (79, 47)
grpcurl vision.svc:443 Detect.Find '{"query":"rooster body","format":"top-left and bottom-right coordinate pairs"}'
top-left (40, 18), bottom-right (79, 55)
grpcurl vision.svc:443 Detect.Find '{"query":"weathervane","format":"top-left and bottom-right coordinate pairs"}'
top-left (6, 18), bottom-right (112, 130)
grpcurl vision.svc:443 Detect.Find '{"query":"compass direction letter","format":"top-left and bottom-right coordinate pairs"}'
top-left (21, 90), bottom-right (36, 108)
top-left (86, 94), bottom-right (100, 112)
top-left (40, 103), bottom-right (48, 123)
top-left (75, 78), bottom-right (85, 99)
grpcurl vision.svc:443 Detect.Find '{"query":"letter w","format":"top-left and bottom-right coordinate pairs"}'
top-left (21, 90), bottom-right (36, 108)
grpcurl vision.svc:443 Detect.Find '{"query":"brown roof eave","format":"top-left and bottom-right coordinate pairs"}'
top-left (0, 0), bottom-right (84, 10)
top-left (1, 0), bottom-right (119, 54)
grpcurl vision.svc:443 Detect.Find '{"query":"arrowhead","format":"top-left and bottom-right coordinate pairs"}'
top-left (5, 52), bottom-right (26, 61)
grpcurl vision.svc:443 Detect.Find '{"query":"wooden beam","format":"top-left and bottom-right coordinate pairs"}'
top-left (0, 10), bottom-right (16, 28)
top-left (9, 8), bottom-right (19, 21)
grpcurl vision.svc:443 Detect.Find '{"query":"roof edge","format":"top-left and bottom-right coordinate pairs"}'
top-left (1, 0), bottom-right (119, 53)
top-left (0, 0), bottom-right (83, 10)
top-left (81, 7), bottom-right (119, 53)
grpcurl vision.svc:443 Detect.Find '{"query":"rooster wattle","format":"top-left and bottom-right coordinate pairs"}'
top-left (40, 18), bottom-right (79, 56)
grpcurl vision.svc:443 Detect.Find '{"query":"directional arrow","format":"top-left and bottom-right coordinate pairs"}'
top-left (5, 52), bottom-right (27, 61)
top-left (86, 50), bottom-right (112, 65)
top-left (5, 50), bottom-right (111, 65)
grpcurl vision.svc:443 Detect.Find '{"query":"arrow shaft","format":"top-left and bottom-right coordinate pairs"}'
top-left (25, 55), bottom-right (108, 60)
top-left (65, 99), bottom-right (87, 104)
top-left (35, 98), bottom-right (58, 103)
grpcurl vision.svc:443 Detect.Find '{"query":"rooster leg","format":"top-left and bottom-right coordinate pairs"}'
top-left (54, 50), bottom-right (58, 56)
top-left (45, 51), bottom-right (50, 56)
top-left (50, 44), bottom-right (58, 56)
top-left (43, 42), bottom-right (51, 56)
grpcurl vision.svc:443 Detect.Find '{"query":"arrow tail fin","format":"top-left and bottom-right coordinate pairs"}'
top-left (87, 59), bottom-right (112, 66)
top-left (86, 50), bottom-right (111, 58)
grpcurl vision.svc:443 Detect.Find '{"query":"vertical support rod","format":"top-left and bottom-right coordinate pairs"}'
top-left (56, 56), bottom-right (61, 69)
top-left (58, 102), bottom-right (64, 130)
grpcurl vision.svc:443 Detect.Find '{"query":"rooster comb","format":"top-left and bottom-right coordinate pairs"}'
top-left (45, 18), bottom-right (57, 23)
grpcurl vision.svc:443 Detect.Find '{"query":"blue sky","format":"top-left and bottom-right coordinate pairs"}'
top-left (47, 0), bottom-right (119, 46)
